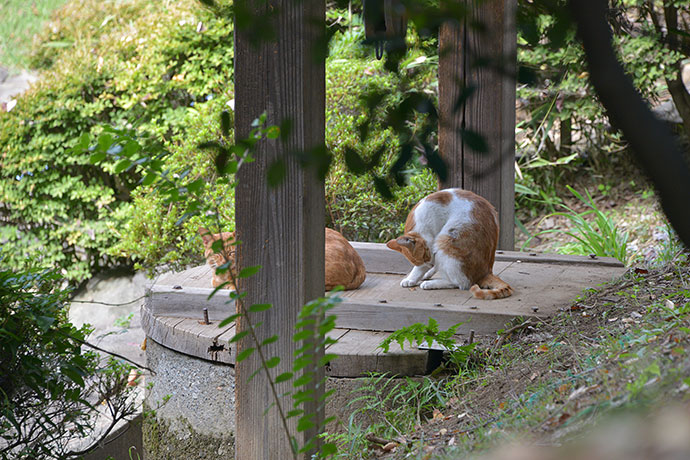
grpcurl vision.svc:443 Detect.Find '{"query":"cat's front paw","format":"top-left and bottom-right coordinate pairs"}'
top-left (401, 277), bottom-right (420, 288)
top-left (420, 279), bottom-right (457, 290)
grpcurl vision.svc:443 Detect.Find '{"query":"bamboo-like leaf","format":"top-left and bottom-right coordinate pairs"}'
top-left (237, 347), bottom-right (255, 362)
top-left (238, 265), bottom-right (261, 278)
top-left (249, 303), bottom-right (272, 313)
top-left (229, 330), bottom-right (250, 343)
top-left (218, 313), bottom-right (242, 328)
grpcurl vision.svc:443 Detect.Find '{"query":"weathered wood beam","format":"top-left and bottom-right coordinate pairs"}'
top-left (234, 0), bottom-right (325, 458)
top-left (438, 0), bottom-right (517, 250)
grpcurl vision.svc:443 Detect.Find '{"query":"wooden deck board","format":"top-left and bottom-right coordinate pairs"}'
top-left (142, 244), bottom-right (627, 376)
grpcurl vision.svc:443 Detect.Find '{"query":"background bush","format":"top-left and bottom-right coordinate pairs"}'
top-left (0, 0), bottom-right (235, 282)
top-left (0, 0), bottom-right (439, 279)
top-left (2, 0), bottom-right (683, 280)
top-left (0, 266), bottom-right (135, 459)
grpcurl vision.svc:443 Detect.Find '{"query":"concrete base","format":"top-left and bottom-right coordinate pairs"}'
top-left (80, 414), bottom-right (143, 460)
top-left (144, 339), bottom-right (235, 460)
top-left (143, 338), bottom-right (413, 458)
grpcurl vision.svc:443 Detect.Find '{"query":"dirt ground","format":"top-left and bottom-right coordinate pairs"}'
top-left (354, 153), bottom-right (690, 458)
top-left (360, 256), bottom-right (690, 459)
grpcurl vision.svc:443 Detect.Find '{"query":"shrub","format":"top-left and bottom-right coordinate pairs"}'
top-left (0, 266), bottom-right (136, 459)
top-left (1, 1), bottom-right (441, 278)
top-left (0, 0), bottom-right (234, 283)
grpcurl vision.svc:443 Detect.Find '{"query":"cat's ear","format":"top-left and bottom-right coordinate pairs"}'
top-left (198, 227), bottom-right (214, 246)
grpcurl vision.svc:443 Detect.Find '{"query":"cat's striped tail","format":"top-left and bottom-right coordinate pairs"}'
top-left (470, 273), bottom-right (513, 300)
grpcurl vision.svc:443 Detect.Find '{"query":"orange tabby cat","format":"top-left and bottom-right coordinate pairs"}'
top-left (386, 188), bottom-right (513, 300)
top-left (199, 227), bottom-right (366, 291)
top-left (198, 228), bottom-right (237, 290)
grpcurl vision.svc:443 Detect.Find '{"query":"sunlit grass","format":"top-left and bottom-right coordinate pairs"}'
top-left (0, 0), bottom-right (68, 71)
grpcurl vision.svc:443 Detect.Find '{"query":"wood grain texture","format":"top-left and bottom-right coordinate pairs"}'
top-left (146, 285), bottom-right (235, 320)
top-left (234, 1), bottom-right (326, 458)
top-left (438, 0), bottom-right (517, 250)
top-left (325, 330), bottom-right (429, 377)
top-left (141, 302), bottom-right (236, 364)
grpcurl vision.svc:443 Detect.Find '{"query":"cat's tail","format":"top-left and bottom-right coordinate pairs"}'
top-left (470, 273), bottom-right (513, 300)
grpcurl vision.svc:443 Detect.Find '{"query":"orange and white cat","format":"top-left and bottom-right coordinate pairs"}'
top-left (199, 227), bottom-right (366, 291)
top-left (386, 188), bottom-right (513, 300)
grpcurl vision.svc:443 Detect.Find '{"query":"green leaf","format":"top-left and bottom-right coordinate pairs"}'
top-left (265, 125), bottom-right (280, 139)
top-left (297, 415), bottom-right (315, 432)
top-left (275, 372), bottom-right (293, 383)
top-left (114, 158), bottom-right (132, 173)
top-left (286, 409), bottom-right (303, 419)
top-left (89, 151), bottom-right (107, 164)
top-left (186, 178), bottom-right (205, 193)
top-left (292, 373), bottom-right (312, 388)
top-left (141, 172), bottom-right (158, 186)
top-left (318, 353), bottom-right (338, 366)
top-left (73, 132), bottom-right (91, 152)
top-left (320, 442), bottom-right (338, 456)
top-left (249, 303), bottom-right (272, 313)
top-left (293, 330), bottom-right (313, 342)
top-left (265, 356), bottom-right (280, 368)
top-left (238, 265), bottom-right (261, 278)
top-left (237, 347), bottom-right (255, 362)
top-left (261, 335), bottom-right (279, 346)
top-left (61, 367), bottom-right (85, 387)
top-left (229, 330), bottom-right (250, 343)
top-left (97, 133), bottom-right (114, 152)
top-left (219, 313), bottom-right (242, 328)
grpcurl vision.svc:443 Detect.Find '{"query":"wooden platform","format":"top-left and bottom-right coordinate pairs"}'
top-left (142, 243), bottom-right (626, 376)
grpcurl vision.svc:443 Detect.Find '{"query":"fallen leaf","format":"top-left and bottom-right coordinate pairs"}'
top-left (557, 383), bottom-right (570, 395)
top-left (432, 408), bottom-right (444, 420)
top-left (634, 267), bottom-right (649, 274)
top-left (535, 344), bottom-right (549, 353)
top-left (665, 299), bottom-right (676, 309)
top-left (568, 386), bottom-right (588, 401)
top-left (382, 442), bottom-right (397, 452)
top-left (448, 436), bottom-right (456, 446)
top-left (439, 428), bottom-right (447, 436)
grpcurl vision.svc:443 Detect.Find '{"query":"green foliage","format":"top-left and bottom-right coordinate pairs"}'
top-left (342, 373), bottom-right (449, 451)
top-left (0, 265), bottom-right (135, 459)
top-left (379, 317), bottom-right (462, 353)
top-left (1, 0), bottom-right (442, 279)
top-left (529, 186), bottom-right (630, 264)
top-left (0, 0), bottom-right (235, 283)
top-left (514, 1), bottom-right (687, 217)
top-left (325, 18), bottom-right (438, 242)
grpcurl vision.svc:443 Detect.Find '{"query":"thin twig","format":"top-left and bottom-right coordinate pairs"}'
top-left (69, 294), bottom-right (148, 307)
top-left (70, 334), bottom-right (153, 374)
top-left (493, 320), bottom-right (537, 350)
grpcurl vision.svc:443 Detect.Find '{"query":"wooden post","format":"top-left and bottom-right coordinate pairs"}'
top-left (234, 1), bottom-right (325, 459)
top-left (438, 0), bottom-right (517, 250)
